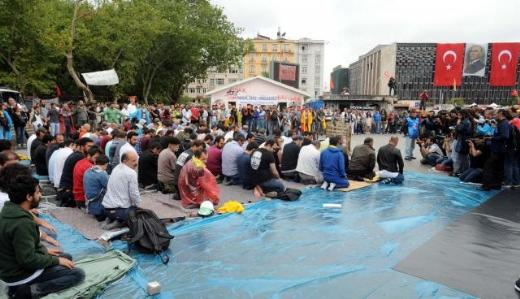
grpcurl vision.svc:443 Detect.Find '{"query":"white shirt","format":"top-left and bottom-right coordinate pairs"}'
top-left (296, 144), bottom-right (323, 181)
top-left (49, 147), bottom-right (74, 188)
top-left (127, 103), bottom-right (137, 116)
top-left (119, 143), bottom-right (137, 161)
top-left (103, 163), bottom-right (141, 209)
top-left (26, 134), bottom-right (36, 159)
top-left (428, 143), bottom-right (444, 157)
top-left (0, 192), bottom-right (8, 210)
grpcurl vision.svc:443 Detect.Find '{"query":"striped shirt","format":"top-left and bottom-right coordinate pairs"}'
top-left (102, 163), bottom-right (141, 209)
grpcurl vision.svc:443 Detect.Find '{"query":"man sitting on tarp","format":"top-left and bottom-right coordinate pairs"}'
top-left (178, 148), bottom-right (219, 208)
top-left (0, 172), bottom-right (85, 298)
top-left (348, 137), bottom-right (376, 181)
top-left (320, 136), bottom-right (349, 191)
top-left (102, 151), bottom-right (141, 229)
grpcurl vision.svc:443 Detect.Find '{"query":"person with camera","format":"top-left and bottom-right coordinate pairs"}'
top-left (482, 110), bottom-right (511, 190)
top-left (459, 138), bottom-right (488, 183)
top-left (418, 137), bottom-right (444, 166)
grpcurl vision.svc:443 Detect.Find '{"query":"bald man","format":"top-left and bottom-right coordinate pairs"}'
top-left (376, 136), bottom-right (404, 182)
top-left (102, 151), bottom-right (141, 226)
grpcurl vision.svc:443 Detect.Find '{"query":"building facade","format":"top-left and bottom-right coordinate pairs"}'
top-left (347, 43), bottom-right (520, 104)
top-left (296, 38), bottom-right (325, 97)
top-left (330, 65), bottom-right (349, 94)
top-left (184, 66), bottom-right (243, 99)
top-left (243, 35), bottom-right (298, 79)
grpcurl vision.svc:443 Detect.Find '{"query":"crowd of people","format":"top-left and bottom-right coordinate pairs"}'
top-left (0, 95), bottom-right (519, 297)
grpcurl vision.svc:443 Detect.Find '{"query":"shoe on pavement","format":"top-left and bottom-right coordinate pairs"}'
top-left (515, 278), bottom-right (520, 292)
top-left (404, 157), bottom-right (412, 161)
top-left (328, 183), bottom-right (337, 191)
top-left (410, 157), bottom-right (416, 159)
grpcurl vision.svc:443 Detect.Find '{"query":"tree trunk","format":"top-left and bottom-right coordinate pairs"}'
top-left (66, 0), bottom-right (94, 103)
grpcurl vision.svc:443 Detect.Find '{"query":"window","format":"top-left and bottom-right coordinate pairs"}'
top-left (272, 44), bottom-right (278, 52)
top-left (262, 43), bottom-right (267, 51)
top-left (315, 54), bottom-right (321, 62)
top-left (301, 78), bottom-right (307, 85)
top-left (216, 78), bottom-right (225, 85)
top-left (189, 88), bottom-right (195, 93)
top-left (283, 57), bottom-right (288, 63)
top-left (249, 54), bottom-right (254, 62)
top-left (209, 79), bottom-right (215, 86)
top-left (229, 79), bottom-right (237, 84)
top-left (249, 65), bottom-right (255, 74)
top-left (315, 65), bottom-right (320, 74)
top-left (283, 44), bottom-right (289, 52)
top-left (302, 55), bottom-right (308, 64)
top-left (203, 88), bottom-right (207, 93)
top-left (262, 66), bottom-right (268, 74)
top-left (196, 87), bottom-right (201, 93)
top-left (315, 79), bottom-right (321, 88)
top-left (262, 55), bottom-right (267, 63)
top-left (302, 66), bottom-right (307, 74)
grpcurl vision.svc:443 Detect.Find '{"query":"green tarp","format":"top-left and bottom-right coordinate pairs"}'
top-left (43, 250), bottom-right (135, 299)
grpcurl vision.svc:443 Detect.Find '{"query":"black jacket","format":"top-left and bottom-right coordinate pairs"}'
top-left (377, 144), bottom-right (404, 173)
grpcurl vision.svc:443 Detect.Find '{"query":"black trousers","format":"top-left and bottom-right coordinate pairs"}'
top-left (482, 153), bottom-right (505, 190)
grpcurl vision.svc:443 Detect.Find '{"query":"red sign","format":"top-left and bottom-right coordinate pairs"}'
top-left (489, 43), bottom-right (520, 86)
top-left (434, 43), bottom-right (465, 86)
top-left (279, 64), bottom-right (296, 81)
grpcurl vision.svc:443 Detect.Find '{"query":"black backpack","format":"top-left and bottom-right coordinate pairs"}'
top-left (127, 208), bottom-right (174, 264)
top-left (275, 188), bottom-right (302, 201)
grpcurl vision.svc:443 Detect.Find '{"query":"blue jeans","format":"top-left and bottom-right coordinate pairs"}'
top-left (375, 121), bottom-right (381, 134)
top-left (459, 168), bottom-right (483, 183)
top-left (49, 122), bottom-right (60, 136)
top-left (106, 207), bottom-right (131, 222)
top-left (504, 150), bottom-right (520, 186)
top-left (8, 253), bottom-right (85, 298)
top-left (225, 174), bottom-right (241, 185)
top-left (259, 178), bottom-right (285, 193)
top-left (15, 126), bottom-right (25, 145)
top-left (405, 136), bottom-right (416, 158)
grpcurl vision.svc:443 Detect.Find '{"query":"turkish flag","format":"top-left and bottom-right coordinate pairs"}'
top-left (489, 43), bottom-right (520, 86)
top-left (434, 43), bottom-right (465, 86)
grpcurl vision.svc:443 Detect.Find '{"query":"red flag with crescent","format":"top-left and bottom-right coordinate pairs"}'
top-left (489, 43), bottom-right (520, 86)
top-left (434, 43), bottom-right (465, 86)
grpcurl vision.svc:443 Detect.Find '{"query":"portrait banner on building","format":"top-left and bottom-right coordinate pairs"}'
top-left (434, 43), bottom-right (465, 86)
top-left (489, 43), bottom-right (520, 86)
top-left (279, 64), bottom-right (296, 81)
top-left (463, 43), bottom-right (488, 77)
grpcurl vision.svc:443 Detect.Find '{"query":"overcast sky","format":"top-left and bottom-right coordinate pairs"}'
top-left (211, 0), bottom-right (519, 89)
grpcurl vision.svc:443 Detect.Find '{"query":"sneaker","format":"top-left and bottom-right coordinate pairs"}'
top-left (503, 185), bottom-right (512, 189)
top-left (404, 157), bottom-right (412, 161)
top-left (410, 157), bottom-right (416, 160)
top-left (328, 183), bottom-right (336, 191)
top-left (320, 181), bottom-right (328, 190)
top-left (515, 278), bottom-right (520, 292)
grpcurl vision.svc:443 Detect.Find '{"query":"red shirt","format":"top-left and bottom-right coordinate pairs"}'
top-left (191, 107), bottom-right (200, 121)
top-left (206, 146), bottom-right (222, 176)
top-left (73, 158), bottom-right (93, 202)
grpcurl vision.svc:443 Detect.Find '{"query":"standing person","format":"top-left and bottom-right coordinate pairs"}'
top-left (419, 90), bottom-right (429, 111)
top-left (11, 106), bottom-right (28, 148)
top-left (319, 136), bottom-right (349, 191)
top-left (102, 152), bottom-right (141, 226)
top-left (72, 101), bottom-right (88, 128)
top-left (30, 104), bottom-right (45, 132)
top-left (482, 110), bottom-right (510, 190)
top-left (376, 136), bottom-right (405, 183)
top-left (454, 110), bottom-right (473, 174)
top-left (404, 110), bottom-right (420, 160)
top-left (0, 173), bottom-right (85, 298)
top-left (0, 104), bottom-right (14, 141)
top-left (373, 110), bottom-right (382, 134)
top-left (61, 103), bottom-right (74, 139)
top-left (47, 103), bottom-right (61, 137)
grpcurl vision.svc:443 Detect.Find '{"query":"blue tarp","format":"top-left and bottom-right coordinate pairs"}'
top-left (47, 172), bottom-right (495, 298)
